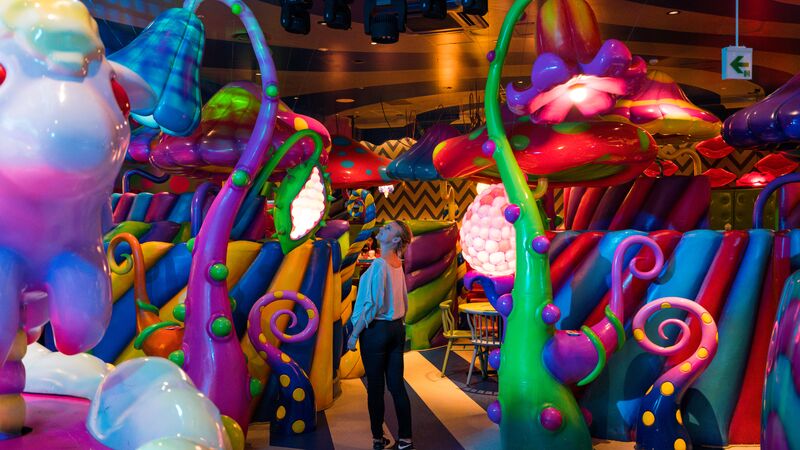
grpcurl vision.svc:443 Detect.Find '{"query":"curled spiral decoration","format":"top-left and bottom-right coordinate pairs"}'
top-left (609, 235), bottom-right (665, 319)
top-left (345, 193), bottom-right (367, 220)
top-left (546, 234), bottom-right (668, 387)
top-left (247, 290), bottom-right (319, 436)
top-left (107, 233), bottom-right (184, 358)
top-left (632, 297), bottom-right (718, 450)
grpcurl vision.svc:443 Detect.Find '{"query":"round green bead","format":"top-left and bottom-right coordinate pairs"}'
top-left (250, 378), bottom-right (264, 397)
top-left (265, 84), bottom-right (279, 98)
top-left (232, 169), bottom-right (250, 187)
top-left (173, 303), bottom-right (186, 322)
top-left (169, 350), bottom-right (185, 367)
top-left (186, 237), bottom-right (195, 253)
top-left (231, 3), bottom-right (242, 15)
top-left (211, 317), bottom-right (233, 337)
top-left (209, 263), bottom-right (229, 281)
top-left (229, 295), bottom-right (237, 311)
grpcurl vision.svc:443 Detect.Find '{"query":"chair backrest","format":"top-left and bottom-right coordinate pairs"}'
top-left (440, 300), bottom-right (455, 335)
top-left (465, 311), bottom-right (502, 346)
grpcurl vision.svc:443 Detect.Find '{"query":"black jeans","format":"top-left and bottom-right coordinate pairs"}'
top-left (360, 319), bottom-right (412, 440)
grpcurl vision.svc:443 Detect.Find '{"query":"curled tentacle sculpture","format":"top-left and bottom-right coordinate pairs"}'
top-left (543, 235), bottom-right (664, 386)
top-left (343, 188), bottom-right (378, 262)
top-left (632, 296), bottom-right (718, 450)
top-left (107, 233), bottom-right (184, 359)
top-left (247, 291), bottom-right (319, 436)
top-left (191, 181), bottom-right (221, 237)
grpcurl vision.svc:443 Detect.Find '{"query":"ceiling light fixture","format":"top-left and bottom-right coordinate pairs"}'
top-left (318, 47), bottom-right (329, 51)
top-left (667, 10), bottom-right (680, 15)
top-left (370, 41), bottom-right (378, 45)
top-left (336, 98), bottom-right (356, 103)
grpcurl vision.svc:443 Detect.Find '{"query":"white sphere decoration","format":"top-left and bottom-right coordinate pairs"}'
top-left (460, 183), bottom-right (515, 276)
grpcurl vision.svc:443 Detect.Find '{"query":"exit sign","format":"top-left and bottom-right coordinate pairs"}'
top-left (722, 46), bottom-right (752, 80)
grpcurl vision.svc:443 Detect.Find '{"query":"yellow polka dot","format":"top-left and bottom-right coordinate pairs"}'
top-left (276, 406), bottom-right (286, 419)
top-left (307, 309), bottom-right (315, 319)
top-left (258, 351), bottom-right (267, 360)
top-left (716, 332), bottom-right (719, 343)
top-left (281, 353), bottom-right (291, 363)
top-left (280, 374), bottom-right (291, 387)
top-left (697, 347), bottom-right (709, 359)
top-left (661, 381), bottom-right (675, 396)
top-left (634, 329), bottom-right (645, 341)
top-left (661, 302), bottom-right (672, 309)
top-left (297, 293), bottom-right (305, 300)
top-left (247, 320), bottom-right (251, 329)
top-left (294, 117), bottom-right (309, 130)
top-left (293, 388), bottom-right (306, 401)
top-left (259, 334), bottom-right (267, 344)
top-left (275, 291), bottom-right (284, 298)
top-left (292, 420), bottom-right (305, 433)
top-left (680, 362), bottom-right (692, 373)
top-left (642, 411), bottom-right (655, 426)
top-left (283, 333), bottom-right (291, 340)
top-left (278, 103), bottom-right (289, 112)
top-left (701, 312), bottom-right (713, 324)
top-left (676, 409), bottom-right (683, 425)
top-left (646, 385), bottom-right (653, 395)
top-left (674, 438), bottom-right (686, 450)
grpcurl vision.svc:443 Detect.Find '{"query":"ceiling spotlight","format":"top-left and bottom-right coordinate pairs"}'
top-left (318, 47), bottom-right (329, 51)
top-left (420, 0), bottom-right (447, 19)
top-left (364, 0), bottom-right (406, 44)
top-left (667, 10), bottom-right (680, 15)
top-left (293, 96), bottom-right (300, 99)
top-left (280, 0), bottom-right (312, 35)
top-left (324, 0), bottom-right (352, 30)
top-left (370, 41), bottom-right (378, 45)
top-left (336, 98), bottom-right (356, 103)
top-left (462, 0), bottom-right (487, 16)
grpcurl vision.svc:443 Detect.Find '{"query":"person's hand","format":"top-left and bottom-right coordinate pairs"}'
top-left (347, 334), bottom-right (358, 352)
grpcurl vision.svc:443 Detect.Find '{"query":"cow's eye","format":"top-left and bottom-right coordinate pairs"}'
top-left (111, 77), bottom-right (130, 117)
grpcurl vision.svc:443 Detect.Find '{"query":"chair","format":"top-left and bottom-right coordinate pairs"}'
top-left (464, 309), bottom-right (502, 386)
top-left (439, 300), bottom-right (472, 377)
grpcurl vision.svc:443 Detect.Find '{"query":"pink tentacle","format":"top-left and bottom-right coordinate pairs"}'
top-left (609, 235), bottom-right (665, 321)
top-left (632, 297), bottom-right (718, 396)
top-left (247, 290), bottom-right (319, 347)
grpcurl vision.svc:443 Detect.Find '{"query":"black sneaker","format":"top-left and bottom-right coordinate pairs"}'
top-left (395, 439), bottom-right (415, 450)
top-left (373, 437), bottom-right (390, 450)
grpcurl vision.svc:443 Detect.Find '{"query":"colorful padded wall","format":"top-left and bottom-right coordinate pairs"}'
top-left (538, 229), bottom-right (800, 446)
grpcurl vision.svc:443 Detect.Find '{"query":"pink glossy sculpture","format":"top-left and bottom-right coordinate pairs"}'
top-left (0, 0), bottom-right (153, 438)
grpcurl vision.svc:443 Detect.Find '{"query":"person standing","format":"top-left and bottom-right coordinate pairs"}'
top-left (347, 221), bottom-right (415, 450)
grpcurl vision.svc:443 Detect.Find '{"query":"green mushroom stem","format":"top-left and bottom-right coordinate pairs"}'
top-left (484, 0), bottom-right (592, 448)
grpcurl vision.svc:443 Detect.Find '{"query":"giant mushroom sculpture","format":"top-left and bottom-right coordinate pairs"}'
top-left (148, 81), bottom-right (331, 181)
top-left (603, 70), bottom-right (721, 146)
top-left (327, 135), bottom-right (395, 189)
top-left (432, 117), bottom-right (657, 187)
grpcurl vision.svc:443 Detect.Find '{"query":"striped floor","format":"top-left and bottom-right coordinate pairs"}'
top-left (244, 346), bottom-right (650, 450)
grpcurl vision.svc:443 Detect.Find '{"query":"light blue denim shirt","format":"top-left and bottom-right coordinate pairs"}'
top-left (350, 258), bottom-right (408, 328)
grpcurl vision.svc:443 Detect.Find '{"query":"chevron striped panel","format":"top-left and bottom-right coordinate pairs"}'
top-left (363, 140), bottom-right (478, 221)
top-left (672, 148), bottom-right (762, 176)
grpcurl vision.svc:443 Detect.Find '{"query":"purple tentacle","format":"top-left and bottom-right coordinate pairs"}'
top-left (544, 235), bottom-right (664, 385)
top-left (247, 291), bottom-right (319, 436)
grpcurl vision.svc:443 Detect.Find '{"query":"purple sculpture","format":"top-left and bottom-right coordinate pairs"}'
top-left (723, 72), bottom-right (800, 148)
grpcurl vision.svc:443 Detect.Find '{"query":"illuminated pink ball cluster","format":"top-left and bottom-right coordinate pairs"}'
top-left (460, 184), bottom-right (516, 276)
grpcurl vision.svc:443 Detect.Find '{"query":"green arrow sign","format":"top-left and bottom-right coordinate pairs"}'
top-left (730, 55), bottom-right (750, 74)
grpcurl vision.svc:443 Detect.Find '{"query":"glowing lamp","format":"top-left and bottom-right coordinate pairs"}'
top-left (475, 182), bottom-right (490, 195)
top-left (378, 184), bottom-right (395, 198)
top-left (289, 167), bottom-right (326, 239)
top-left (568, 84), bottom-right (589, 103)
top-left (460, 184), bottom-right (516, 277)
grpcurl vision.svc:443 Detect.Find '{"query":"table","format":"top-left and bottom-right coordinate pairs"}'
top-left (458, 302), bottom-right (499, 315)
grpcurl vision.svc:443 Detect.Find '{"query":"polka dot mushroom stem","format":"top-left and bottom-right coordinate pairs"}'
top-left (631, 292), bottom-right (718, 450)
top-left (247, 291), bottom-right (319, 436)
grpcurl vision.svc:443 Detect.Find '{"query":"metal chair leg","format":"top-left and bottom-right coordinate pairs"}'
top-left (466, 345), bottom-right (478, 386)
top-left (441, 340), bottom-right (453, 377)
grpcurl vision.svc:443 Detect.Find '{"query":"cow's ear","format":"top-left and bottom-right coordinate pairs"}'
top-left (108, 61), bottom-right (156, 116)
